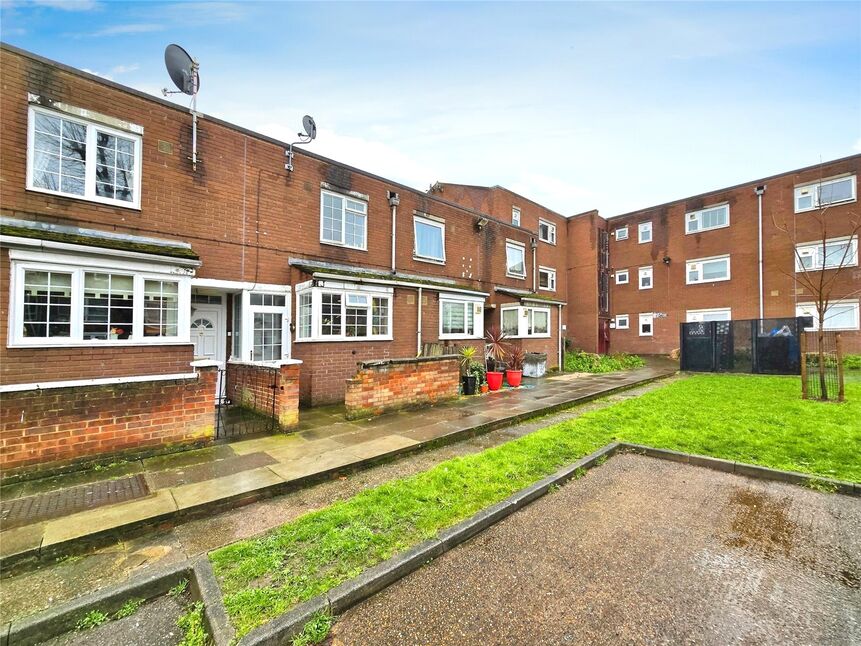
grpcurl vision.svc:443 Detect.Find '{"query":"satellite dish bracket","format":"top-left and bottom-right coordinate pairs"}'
top-left (285, 116), bottom-right (317, 172)
top-left (162, 45), bottom-right (201, 171)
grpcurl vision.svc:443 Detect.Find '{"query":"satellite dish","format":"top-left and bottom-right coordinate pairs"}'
top-left (302, 115), bottom-right (317, 140)
top-left (164, 44), bottom-right (199, 95)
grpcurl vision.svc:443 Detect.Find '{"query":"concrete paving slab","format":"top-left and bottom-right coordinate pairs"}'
top-left (267, 448), bottom-right (362, 482)
top-left (41, 490), bottom-right (177, 547)
top-left (141, 444), bottom-right (237, 471)
top-left (170, 467), bottom-right (285, 511)
top-left (229, 433), bottom-right (310, 456)
top-left (0, 523), bottom-right (44, 560)
top-left (263, 437), bottom-right (347, 462)
top-left (342, 434), bottom-right (418, 459)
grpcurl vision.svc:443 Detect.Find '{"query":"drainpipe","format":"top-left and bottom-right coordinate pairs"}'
top-left (531, 237), bottom-right (538, 292)
top-left (388, 191), bottom-right (400, 273)
top-left (755, 185), bottom-right (766, 319)
top-left (417, 286), bottom-right (423, 356)
top-left (558, 303), bottom-right (564, 370)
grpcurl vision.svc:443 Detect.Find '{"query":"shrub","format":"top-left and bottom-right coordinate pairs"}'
top-left (467, 360), bottom-right (486, 385)
top-left (564, 351), bottom-right (645, 373)
top-left (844, 354), bottom-right (861, 370)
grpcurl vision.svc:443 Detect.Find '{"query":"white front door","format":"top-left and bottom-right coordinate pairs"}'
top-left (191, 305), bottom-right (225, 400)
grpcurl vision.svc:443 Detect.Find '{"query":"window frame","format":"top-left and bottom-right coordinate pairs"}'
top-left (796, 300), bottom-right (860, 331)
top-left (614, 226), bottom-right (629, 241)
top-left (615, 269), bottom-right (629, 285)
top-left (686, 254), bottom-right (731, 285)
top-left (413, 214), bottom-right (446, 264)
top-left (9, 254), bottom-right (190, 347)
top-left (499, 305), bottom-right (551, 339)
top-left (685, 203), bottom-right (730, 235)
top-left (794, 236), bottom-right (858, 272)
top-left (638, 221), bottom-right (652, 244)
top-left (686, 307), bottom-right (732, 323)
top-left (319, 189), bottom-right (368, 251)
top-left (638, 313), bottom-right (654, 337)
top-left (294, 284), bottom-right (393, 343)
top-left (505, 240), bottom-right (527, 279)
top-left (538, 218), bottom-right (557, 245)
top-left (538, 266), bottom-right (556, 292)
top-left (439, 297), bottom-right (484, 340)
top-left (511, 206), bottom-right (521, 227)
top-left (26, 105), bottom-right (143, 210)
top-left (615, 314), bottom-right (629, 330)
top-left (794, 175), bottom-right (857, 213)
top-left (638, 266), bottom-right (653, 290)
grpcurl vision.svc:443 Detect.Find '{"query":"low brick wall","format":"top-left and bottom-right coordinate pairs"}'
top-left (225, 360), bottom-right (300, 429)
top-left (345, 356), bottom-right (460, 419)
top-left (0, 366), bottom-right (218, 482)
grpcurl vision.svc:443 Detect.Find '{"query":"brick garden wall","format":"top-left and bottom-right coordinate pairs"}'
top-left (344, 356), bottom-right (460, 419)
top-left (225, 360), bottom-right (300, 429)
top-left (0, 366), bottom-right (218, 481)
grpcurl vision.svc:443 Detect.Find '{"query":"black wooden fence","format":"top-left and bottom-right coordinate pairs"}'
top-left (680, 317), bottom-right (812, 375)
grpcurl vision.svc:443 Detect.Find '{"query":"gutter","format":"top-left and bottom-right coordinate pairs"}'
top-left (310, 271), bottom-right (489, 297)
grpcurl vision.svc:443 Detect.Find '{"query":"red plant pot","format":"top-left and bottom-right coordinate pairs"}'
top-left (486, 371), bottom-right (504, 391)
top-left (506, 370), bottom-right (523, 388)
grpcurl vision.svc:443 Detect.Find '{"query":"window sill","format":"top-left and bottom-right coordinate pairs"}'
top-left (8, 340), bottom-right (192, 349)
top-left (506, 274), bottom-right (527, 280)
top-left (685, 278), bottom-right (730, 286)
top-left (638, 285), bottom-right (653, 290)
top-left (294, 336), bottom-right (393, 343)
top-left (25, 186), bottom-right (142, 211)
top-left (539, 239), bottom-right (556, 246)
top-left (795, 197), bottom-right (856, 214)
top-left (439, 333), bottom-right (482, 340)
top-left (320, 240), bottom-right (368, 252)
top-left (413, 255), bottom-right (446, 266)
top-left (685, 223), bottom-right (730, 235)
top-left (505, 334), bottom-right (552, 340)
top-left (538, 287), bottom-right (556, 293)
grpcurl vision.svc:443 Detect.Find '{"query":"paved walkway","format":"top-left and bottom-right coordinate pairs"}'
top-left (0, 362), bottom-right (676, 564)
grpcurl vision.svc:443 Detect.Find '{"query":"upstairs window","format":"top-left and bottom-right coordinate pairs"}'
top-left (320, 190), bottom-right (367, 250)
top-left (538, 219), bottom-right (557, 244)
top-left (686, 204), bottom-right (729, 234)
top-left (638, 266), bottom-right (653, 290)
top-left (512, 206), bottom-right (521, 226)
top-left (615, 269), bottom-right (629, 285)
top-left (795, 237), bottom-right (858, 272)
top-left (614, 226), bottom-right (628, 241)
top-left (413, 215), bottom-right (446, 263)
top-left (796, 300), bottom-right (859, 331)
top-left (615, 314), bottom-right (629, 330)
top-left (638, 222), bottom-right (652, 243)
top-left (639, 313), bottom-right (654, 336)
top-left (27, 106), bottom-right (142, 209)
top-left (538, 266), bottom-right (556, 291)
top-left (686, 255), bottom-right (730, 284)
top-left (795, 175), bottom-right (856, 213)
top-left (506, 241), bottom-right (526, 278)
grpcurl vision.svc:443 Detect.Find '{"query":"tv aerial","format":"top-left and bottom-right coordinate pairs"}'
top-left (285, 115), bottom-right (317, 172)
top-left (162, 44), bottom-right (201, 171)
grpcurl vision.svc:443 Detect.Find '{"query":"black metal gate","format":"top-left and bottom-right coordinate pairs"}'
top-left (680, 317), bottom-right (808, 375)
top-left (215, 366), bottom-right (279, 440)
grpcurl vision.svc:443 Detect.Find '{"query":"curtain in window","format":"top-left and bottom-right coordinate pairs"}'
top-left (415, 220), bottom-right (444, 260)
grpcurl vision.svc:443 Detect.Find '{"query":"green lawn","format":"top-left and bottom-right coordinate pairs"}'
top-left (210, 374), bottom-right (860, 639)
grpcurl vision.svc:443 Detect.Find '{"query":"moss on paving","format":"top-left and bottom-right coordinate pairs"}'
top-left (211, 374), bottom-right (861, 639)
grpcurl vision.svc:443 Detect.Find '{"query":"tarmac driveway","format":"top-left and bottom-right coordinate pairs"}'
top-left (328, 454), bottom-right (861, 645)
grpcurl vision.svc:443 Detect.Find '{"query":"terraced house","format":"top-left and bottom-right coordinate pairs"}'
top-left (1, 42), bottom-right (859, 480)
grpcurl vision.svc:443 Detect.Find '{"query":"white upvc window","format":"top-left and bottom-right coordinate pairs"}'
top-left (500, 305), bottom-right (551, 338)
top-left (9, 253), bottom-right (191, 347)
top-left (638, 221), bottom-right (652, 243)
top-left (614, 226), bottom-right (629, 241)
top-left (506, 240), bottom-right (526, 279)
top-left (686, 255), bottom-right (730, 284)
top-left (413, 215), bottom-right (446, 263)
top-left (796, 300), bottom-right (860, 331)
top-left (538, 219), bottom-right (557, 244)
top-left (439, 297), bottom-right (484, 340)
top-left (795, 236), bottom-right (858, 272)
top-left (27, 105), bottom-right (142, 209)
top-left (615, 269), bottom-right (629, 285)
top-left (295, 284), bottom-right (393, 342)
top-left (638, 266), bottom-right (653, 290)
top-left (639, 313), bottom-right (654, 337)
top-left (320, 189), bottom-right (367, 250)
top-left (615, 314), bottom-right (629, 330)
top-left (687, 308), bottom-right (732, 323)
top-left (686, 204), bottom-right (729, 234)
top-left (538, 266), bottom-right (556, 292)
top-left (795, 175), bottom-right (856, 213)
top-left (512, 206), bottom-right (521, 227)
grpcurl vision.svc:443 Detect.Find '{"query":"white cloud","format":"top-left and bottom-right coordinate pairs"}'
top-left (91, 23), bottom-right (162, 36)
top-left (81, 67), bottom-right (112, 80)
top-left (110, 63), bottom-right (140, 75)
top-left (31, 0), bottom-right (98, 10)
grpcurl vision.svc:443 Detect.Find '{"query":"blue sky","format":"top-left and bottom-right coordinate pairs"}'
top-left (2, 1), bottom-right (859, 217)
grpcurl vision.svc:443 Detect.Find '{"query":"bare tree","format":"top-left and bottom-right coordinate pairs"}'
top-left (771, 172), bottom-right (861, 400)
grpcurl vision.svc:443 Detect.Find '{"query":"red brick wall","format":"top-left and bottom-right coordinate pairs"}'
top-left (225, 361), bottom-right (300, 428)
top-left (607, 155), bottom-right (861, 355)
top-left (565, 211), bottom-right (605, 352)
top-left (344, 356), bottom-right (460, 419)
top-left (0, 366), bottom-right (217, 481)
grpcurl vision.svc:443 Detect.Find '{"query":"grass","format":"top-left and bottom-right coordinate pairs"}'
top-left (564, 351), bottom-right (645, 373)
top-left (211, 374), bottom-right (860, 639)
top-left (292, 611), bottom-right (334, 646)
top-left (113, 598), bottom-right (144, 620)
top-left (75, 609), bottom-right (109, 631)
top-left (177, 602), bottom-right (209, 646)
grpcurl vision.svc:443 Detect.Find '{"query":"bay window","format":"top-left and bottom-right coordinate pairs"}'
top-left (296, 284), bottom-right (392, 341)
top-left (27, 105), bottom-right (142, 209)
top-left (440, 298), bottom-right (483, 339)
top-left (500, 305), bottom-right (551, 338)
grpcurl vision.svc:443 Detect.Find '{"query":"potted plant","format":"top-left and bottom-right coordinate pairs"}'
top-left (484, 326), bottom-right (508, 391)
top-left (459, 346), bottom-right (478, 395)
top-left (506, 346), bottom-right (526, 387)
top-left (468, 360), bottom-right (487, 394)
